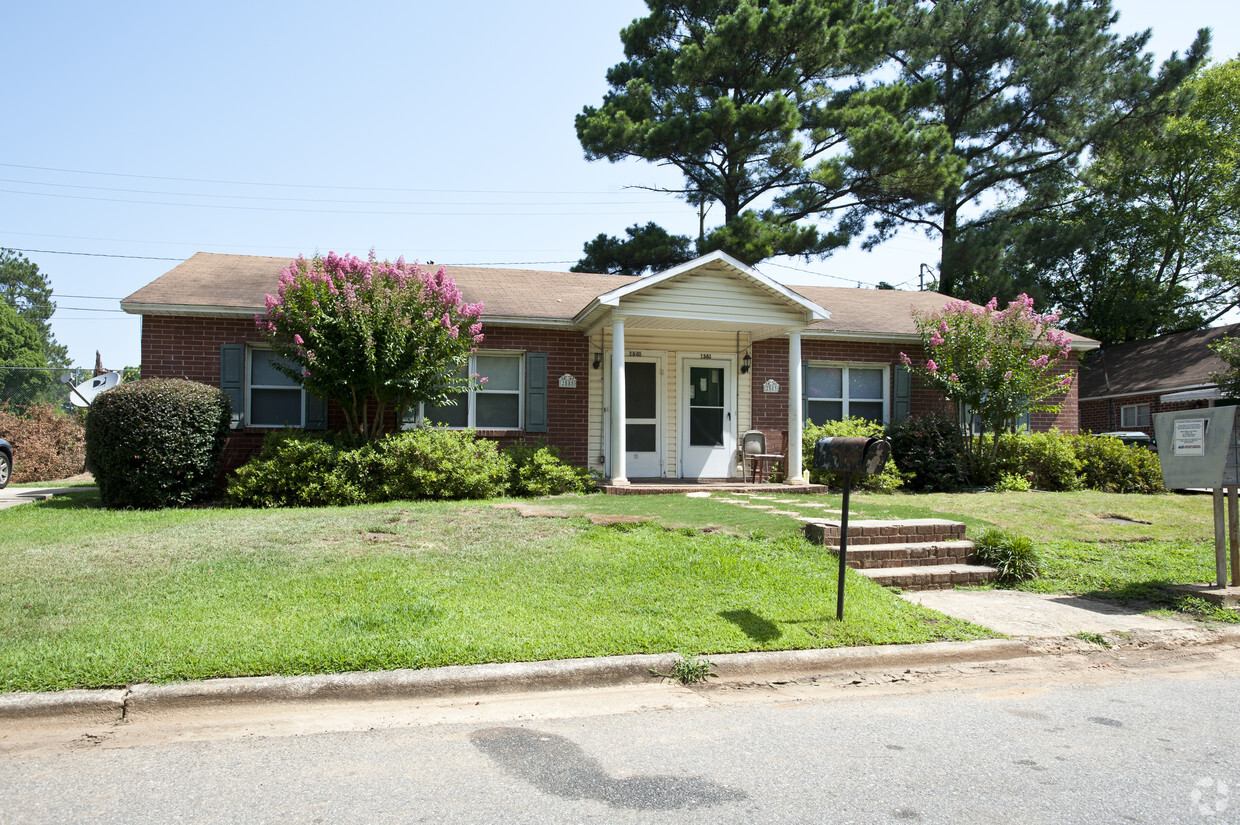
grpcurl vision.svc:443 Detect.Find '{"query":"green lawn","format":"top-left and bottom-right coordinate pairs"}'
top-left (2, 487), bottom-right (1229, 694)
top-left (0, 490), bottom-right (991, 693)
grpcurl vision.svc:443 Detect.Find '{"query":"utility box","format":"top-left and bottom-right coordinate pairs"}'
top-left (1152, 406), bottom-right (1239, 489)
top-left (1153, 405), bottom-right (1240, 590)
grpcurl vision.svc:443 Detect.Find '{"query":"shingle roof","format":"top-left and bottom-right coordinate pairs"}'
top-left (120, 252), bottom-right (1096, 347)
top-left (1078, 324), bottom-right (1240, 399)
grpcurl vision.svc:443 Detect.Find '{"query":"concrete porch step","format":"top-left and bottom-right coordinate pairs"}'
top-left (804, 518), bottom-right (966, 547)
top-left (856, 563), bottom-right (998, 591)
top-left (835, 540), bottom-right (977, 569)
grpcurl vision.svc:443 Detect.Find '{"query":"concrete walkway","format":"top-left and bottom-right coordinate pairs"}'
top-left (903, 589), bottom-right (1199, 637)
top-left (0, 485), bottom-right (94, 510)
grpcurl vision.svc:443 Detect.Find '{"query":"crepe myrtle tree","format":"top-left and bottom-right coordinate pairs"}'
top-left (900, 295), bottom-right (1074, 472)
top-left (256, 252), bottom-right (484, 443)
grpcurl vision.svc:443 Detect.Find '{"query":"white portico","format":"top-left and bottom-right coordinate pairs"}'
top-left (573, 251), bottom-right (829, 484)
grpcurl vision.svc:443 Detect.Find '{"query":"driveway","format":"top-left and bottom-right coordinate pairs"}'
top-left (0, 486), bottom-right (94, 510)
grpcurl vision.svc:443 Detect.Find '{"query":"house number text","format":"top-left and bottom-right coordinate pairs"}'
top-left (698, 353), bottom-right (712, 359)
top-left (627, 350), bottom-right (642, 357)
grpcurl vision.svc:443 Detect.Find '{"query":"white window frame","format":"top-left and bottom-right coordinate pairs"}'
top-left (804, 362), bottom-right (890, 425)
top-left (408, 351), bottom-right (525, 431)
top-left (246, 346), bottom-right (306, 429)
top-left (1121, 403), bottom-right (1151, 428)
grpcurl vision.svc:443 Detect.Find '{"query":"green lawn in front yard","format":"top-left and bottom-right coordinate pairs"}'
top-left (0, 491), bottom-right (991, 693)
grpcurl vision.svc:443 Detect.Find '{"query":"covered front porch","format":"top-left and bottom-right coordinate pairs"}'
top-left (597, 479), bottom-right (830, 495)
top-left (573, 251), bottom-right (830, 486)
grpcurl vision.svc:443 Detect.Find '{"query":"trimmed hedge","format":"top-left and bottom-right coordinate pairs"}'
top-left (85, 379), bottom-right (231, 508)
top-left (226, 429), bottom-right (594, 507)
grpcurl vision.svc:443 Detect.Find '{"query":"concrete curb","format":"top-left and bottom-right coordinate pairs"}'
top-left (4, 629), bottom-right (1237, 725)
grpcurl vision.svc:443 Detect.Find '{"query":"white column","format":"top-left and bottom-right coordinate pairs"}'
top-left (610, 317), bottom-right (629, 485)
top-left (786, 331), bottom-right (804, 484)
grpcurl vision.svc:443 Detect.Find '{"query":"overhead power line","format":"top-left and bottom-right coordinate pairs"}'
top-left (0, 177), bottom-right (668, 207)
top-left (9, 248), bottom-right (183, 261)
top-left (0, 161), bottom-right (647, 196)
top-left (0, 188), bottom-right (683, 217)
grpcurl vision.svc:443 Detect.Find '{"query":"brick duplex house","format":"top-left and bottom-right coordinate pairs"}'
top-left (1078, 323), bottom-right (1240, 436)
top-left (121, 250), bottom-right (1094, 482)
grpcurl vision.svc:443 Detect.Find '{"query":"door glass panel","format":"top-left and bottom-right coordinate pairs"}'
top-left (690, 367), bottom-right (723, 406)
top-left (625, 362), bottom-right (657, 419)
top-left (849, 368), bottom-right (883, 400)
top-left (689, 409), bottom-right (724, 446)
top-left (626, 423), bottom-right (657, 453)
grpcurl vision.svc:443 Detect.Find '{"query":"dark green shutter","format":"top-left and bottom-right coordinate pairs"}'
top-left (220, 344), bottom-right (244, 429)
top-left (525, 352), bottom-right (548, 433)
top-left (305, 392), bottom-right (327, 430)
top-left (894, 366), bottom-right (911, 422)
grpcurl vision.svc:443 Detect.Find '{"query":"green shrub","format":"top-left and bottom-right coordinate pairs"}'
top-left (224, 432), bottom-right (365, 507)
top-left (994, 472), bottom-right (1032, 493)
top-left (885, 411), bottom-right (968, 492)
top-left (802, 417), bottom-right (906, 493)
top-left (1074, 435), bottom-right (1164, 494)
top-left (993, 430), bottom-right (1082, 491)
top-left (85, 379), bottom-right (230, 508)
top-left (374, 428), bottom-right (510, 501)
top-left (226, 427), bottom-right (510, 507)
top-left (503, 441), bottom-right (594, 497)
top-left (973, 527), bottom-right (1040, 583)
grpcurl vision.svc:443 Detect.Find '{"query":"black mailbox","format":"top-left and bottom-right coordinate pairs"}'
top-left (813, 437), bottom-right (891, 476)
top-left (812, 436), bottom-right (892, 622)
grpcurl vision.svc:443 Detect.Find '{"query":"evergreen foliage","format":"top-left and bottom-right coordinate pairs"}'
top-left (85, 379), bottom-right (231, 509)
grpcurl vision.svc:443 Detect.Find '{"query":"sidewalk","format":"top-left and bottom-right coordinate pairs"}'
top-left (0, 485), bottom-right (94, 510)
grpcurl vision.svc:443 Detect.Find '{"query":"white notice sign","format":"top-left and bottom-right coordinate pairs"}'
top-left (1173, 419), bottom-right (1207, 456)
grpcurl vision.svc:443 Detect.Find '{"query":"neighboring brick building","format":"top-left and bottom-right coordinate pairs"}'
top-left (1078, 324), bottom-right (1240, 437)
top-left (122, 250), bottom-right (1095, 481)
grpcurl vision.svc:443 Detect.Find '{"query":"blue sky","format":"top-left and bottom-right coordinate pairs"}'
top-left (3, 0), bottom-right (1237, 370)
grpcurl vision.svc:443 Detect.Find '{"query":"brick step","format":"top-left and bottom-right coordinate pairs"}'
top-left (804, 518), bottom-right (966, 547)
top-left (832, 540), bottom-right (977, 569)
top-left (856, 564), bottom-right (998, 591)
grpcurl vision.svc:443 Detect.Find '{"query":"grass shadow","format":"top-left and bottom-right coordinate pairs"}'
top-left (718, 608), bottom-right (782, 643)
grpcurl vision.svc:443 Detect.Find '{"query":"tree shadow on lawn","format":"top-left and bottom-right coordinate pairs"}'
top-left (718, 609), bottom-right (782, 643)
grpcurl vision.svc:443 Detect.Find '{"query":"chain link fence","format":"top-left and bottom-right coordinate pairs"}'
top-left (0, 366), bottom-right (98, 413)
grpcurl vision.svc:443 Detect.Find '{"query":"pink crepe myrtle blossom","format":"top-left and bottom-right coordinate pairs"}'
top-left (926, 359), bottom-right (938, 374)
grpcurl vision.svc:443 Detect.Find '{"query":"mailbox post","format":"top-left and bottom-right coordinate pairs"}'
top-left (813, 436), bottom-right (892, 620)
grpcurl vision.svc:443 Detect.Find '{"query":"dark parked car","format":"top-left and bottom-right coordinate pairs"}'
top-left (0, 438), bottom-right (11, 488)
top-left (1095, 431), bottom-right (1157, 452)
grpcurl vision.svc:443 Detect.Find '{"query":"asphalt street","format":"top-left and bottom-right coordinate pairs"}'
top-left (3, 643), bottom-right (1239, 824)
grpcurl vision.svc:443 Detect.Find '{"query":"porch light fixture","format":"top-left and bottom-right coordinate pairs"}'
top-left (741, 352), bottom-right (752, 374)
top-left (592, 351), bottom-right (602, 370)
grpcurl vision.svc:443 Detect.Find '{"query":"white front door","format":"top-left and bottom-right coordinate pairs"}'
top-left (680, 357), bottom-right (734, 478)
top-left (624, 357), bottom-right (662, 477)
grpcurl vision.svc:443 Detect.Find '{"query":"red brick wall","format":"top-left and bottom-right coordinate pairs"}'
top-left (1079, 391), bottom-right (1211, 436)
top-left (750, 337), bottom-right (1083, 444)
top-left (139, 315), bottom-right (591, 470)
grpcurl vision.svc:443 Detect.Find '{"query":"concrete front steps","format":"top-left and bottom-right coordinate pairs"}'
top-left (803, 518), bottom-right (998, 591)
